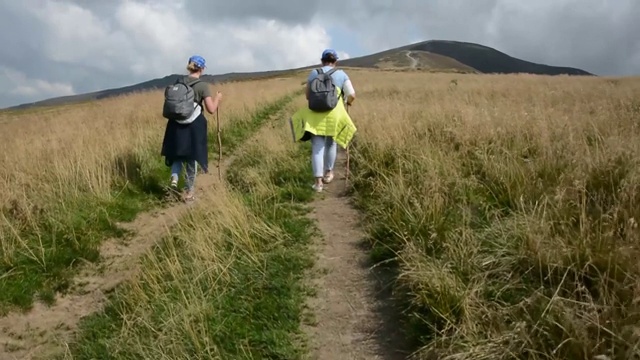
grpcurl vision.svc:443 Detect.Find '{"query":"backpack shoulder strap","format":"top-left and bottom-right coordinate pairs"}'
top-left (175, 76), bottom-right (201, 87)
top-left (189, 79), bottom-right (204, 107)
top-left (315, 67), bottom-right (324, 75)
top-left (326, 68), bottom-right (343, 98)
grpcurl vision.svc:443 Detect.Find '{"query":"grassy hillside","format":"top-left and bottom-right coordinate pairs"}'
top-left (2, 40), bottom-right (592, 111)
top-left (66, 96), bottom-right (317, 359)
top-left (402, 40), bottom-right (593, 75)
top-left (346, 70), bottom-right (640, 359)
top-left (4, 70), bottom-right (308, 111)
top-left (373, 50), bottom-right (478, 73)
top-left (337, 40), bottom-right (593, 76)
top-left (2, 67), bottom-right (638, 360)
top-left (0, 76), bottom-right (302, 314)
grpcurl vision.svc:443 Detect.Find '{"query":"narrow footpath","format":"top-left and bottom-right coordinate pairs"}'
top-left (303, 148), bottom-right (409, 360)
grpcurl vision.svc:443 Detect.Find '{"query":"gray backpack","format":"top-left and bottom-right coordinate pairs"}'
top-left (308, 68), bottom-right (341, 112)
top-left (162, 77), bottom-right (201, 120)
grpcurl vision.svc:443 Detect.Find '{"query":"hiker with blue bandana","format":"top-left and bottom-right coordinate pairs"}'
top-left (161, 55), bottom-right (223, 202)
top-left (290, 49), bottom-right (357, 192)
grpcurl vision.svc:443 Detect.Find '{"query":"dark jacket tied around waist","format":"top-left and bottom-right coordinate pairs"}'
top-left (161, 113), bottom-right (209, 173)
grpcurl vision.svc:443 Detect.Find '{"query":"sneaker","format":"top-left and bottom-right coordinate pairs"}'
top-left (165, 177), bottom-right (181, 201)
top-left (322, 172), bottom-right (334, 184)
top-left (312, 183), bottom-right (323, 192)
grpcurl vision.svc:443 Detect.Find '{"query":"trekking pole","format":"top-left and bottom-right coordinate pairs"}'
top-left (345, 103), bottom-right (351, 186)
top-left (216, 106), bottom-right (222, 181)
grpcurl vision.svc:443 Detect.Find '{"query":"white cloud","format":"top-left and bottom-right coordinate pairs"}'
top-left (219, 19), bottom-right (331, 71)
top-left (0, 0), bottom-right (336, 107)
top-left (0, 0), bottom-right (638, 108)
top-left (27, 1), bottom-right (133, 74)
top-left (338, 51), bottom-right (351, 60)
top-left (1, 66), bottom-right (74, 98)
top-left (115, 2), bottom-right (191, 57)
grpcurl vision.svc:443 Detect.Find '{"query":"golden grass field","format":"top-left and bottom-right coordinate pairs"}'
top-left (346, 70), bottom-right (640, 359)
top-left (0, 76), bottom-right (301, 211)
top-left (1, 67), bottom-right (640, 359)
top-left (66, 96), bottom-right (314, 359)
top-left (0, 76), bottom-right (303, 313)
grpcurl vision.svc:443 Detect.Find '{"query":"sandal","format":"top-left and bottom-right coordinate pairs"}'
top-left (183, 191), bottom-right (196, 202)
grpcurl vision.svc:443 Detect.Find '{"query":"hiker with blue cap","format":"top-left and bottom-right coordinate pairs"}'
top-left (161, 55), bottom-right (223, 202)
top-left (290, 48), bottom-right (357, 192)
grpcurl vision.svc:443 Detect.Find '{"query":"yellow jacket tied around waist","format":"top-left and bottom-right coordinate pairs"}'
top-left (289, 87), bottom-right (357, 149)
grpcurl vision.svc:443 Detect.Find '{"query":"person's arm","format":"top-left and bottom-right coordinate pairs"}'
top-left (200, 82), bottom-right (222, 114)
top-left (203, 92), bottom-right (222, 114)
top-left (342, 77), bottom-right (356, 106)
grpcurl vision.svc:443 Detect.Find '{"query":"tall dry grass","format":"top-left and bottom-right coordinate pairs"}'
top-left (0, 75), bottom-right (302, 311)
top-left (0, 76), bottom-right (302, 208)
top-left (347, 70), bottom-right (640, 359)
top-left (67, 96), bottom-right (316, 359)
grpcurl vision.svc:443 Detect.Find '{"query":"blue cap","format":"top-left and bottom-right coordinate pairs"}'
top-left (321, 49), bottom-right (338, 60)
top-left (188, 55), bottom-right (206, 69)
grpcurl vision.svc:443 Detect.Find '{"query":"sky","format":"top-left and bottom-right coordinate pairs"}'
top-left (0, 0), bottom-right (638, 108)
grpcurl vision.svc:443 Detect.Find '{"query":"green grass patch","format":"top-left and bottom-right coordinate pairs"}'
top-left (66, 109), bottom-right (318, 359)
top-left (211, 89), bottom-right (303, 158)
top-left (0, 148), bottom-right (167, 314)
top-left (0, 92), bottom-right (300, 314)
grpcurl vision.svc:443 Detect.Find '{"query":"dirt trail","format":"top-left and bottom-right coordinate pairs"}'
top-left (405, 51), bottom-right (418, 69)
top-left (0, 114), bottom-right (278, 360)
top-left (303, 149), bottom-right (409, 360)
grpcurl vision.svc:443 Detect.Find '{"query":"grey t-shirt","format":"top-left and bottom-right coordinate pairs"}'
top-left (183, 75), bottom-right (212, 107)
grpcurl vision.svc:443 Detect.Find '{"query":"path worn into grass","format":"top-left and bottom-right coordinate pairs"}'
top-left (303, 149), bottom-right (409, 360)
top-left (405, 51), bottom-right (418, 69)
top-left (0, 113), bottom-right (281, 360)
